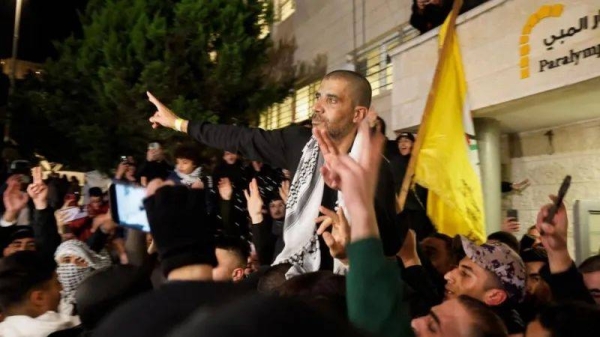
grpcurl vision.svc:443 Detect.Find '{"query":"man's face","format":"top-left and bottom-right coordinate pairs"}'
top-left (269, 200), bottom-right (286, 220)
top-left (3, 237), bottom-right (35, 256)
top-left (147, 148), bottom-right (164, 162)
top-left (582, 270), bottom-right (600, 304)
top-left (398, 137), bottom-right (414, 156)
top-left (444, 257), bottom-right (495, 302)
top-left (212, 248), bottom-right (245, 282)
top-left (312, 78), bottom-right (359, 141)
top-left (176, 158), bottom-right (197, 175)
top-left (411, 298), bottom-right (475, 337)
top-left (525, 261), bottom-right (550, 299)
top-left (527, 227), bottom-right (542, 247)
top-left (421, 237), bottom-right (454, 276)
top-left (89, 196), bottom-right (103, 211)
top-left (223, 152), bottom-right (238, 165)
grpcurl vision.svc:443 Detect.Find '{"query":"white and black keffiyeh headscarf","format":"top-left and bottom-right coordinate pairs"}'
top-left (55, 240), bottom-right (112, 305)
top-left (273, 133), bottom-right (363, 276)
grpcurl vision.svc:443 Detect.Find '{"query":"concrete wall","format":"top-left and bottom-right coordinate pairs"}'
top-left (271, 0), bottom-right (412, 73)
top-left (502, 118), bottom-right (600, 254)
top-left (390, 0), bottom-right (600, 130)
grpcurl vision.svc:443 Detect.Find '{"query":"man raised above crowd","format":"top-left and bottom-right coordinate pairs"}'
top-left (147, 70), bottom-right (404, 273)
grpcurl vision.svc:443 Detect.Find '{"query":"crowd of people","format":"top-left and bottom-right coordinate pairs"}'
top-left (0, 70), bottom-right (598, 337)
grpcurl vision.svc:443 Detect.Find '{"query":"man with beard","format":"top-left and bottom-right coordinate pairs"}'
top-left (147, 70), bottom-right (403, 273)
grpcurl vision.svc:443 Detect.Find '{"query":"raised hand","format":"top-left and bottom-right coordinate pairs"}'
top-left (147, 92), bottom-right (180, 130)
top-left (244, 178), bottom-right (264, 224)
top-left (3, 175), bottom-right (30, 221)
top-left (511, 179), bottom-right (531, 192)
top-left (501, 217), bottom-right (520, 233)
top-left (218, 178), bottom-right (233, 200)
top-left (397, 229), bottom-right (420, 267)
top-left (313, 119), bottom-right (386, 241)
top-left (316, 206), bottom-right (350, 263)
top-left (26, 167), bottom-right (48, 210)
top-left (535, 195), bottom-right (571, 273)
top-left (278, 180), bottom-right (290, 204)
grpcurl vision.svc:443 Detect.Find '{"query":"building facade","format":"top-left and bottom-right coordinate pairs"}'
top-left (266, 0), bottom-right (600, 260)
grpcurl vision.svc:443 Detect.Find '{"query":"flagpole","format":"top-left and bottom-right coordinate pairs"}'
top-left (396, 0), bottom-right (464, 212)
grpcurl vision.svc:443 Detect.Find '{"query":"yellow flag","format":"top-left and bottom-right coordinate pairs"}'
top-left (412, 1), bottom-right (486, 243)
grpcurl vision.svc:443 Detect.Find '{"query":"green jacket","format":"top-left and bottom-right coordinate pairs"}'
top-left (347, 238), bottom-right (415, 337)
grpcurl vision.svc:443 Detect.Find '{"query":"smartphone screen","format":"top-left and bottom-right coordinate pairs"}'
top-left (506, 209), bottom-right (519, 221)
top-left (109, 183), bottom-right (150, 232)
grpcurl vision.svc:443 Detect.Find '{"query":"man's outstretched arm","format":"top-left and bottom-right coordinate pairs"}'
top-left (147, 92), bottom-right (309, 170)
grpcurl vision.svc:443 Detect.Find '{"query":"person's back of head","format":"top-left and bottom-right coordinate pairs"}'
top-left (487, 231), bottom-right (519, 253)
top-left (76, 265), bottom-right (152, 331)
top-left (278, 271), bottom-right (347, 321)
top-left (257, 263), bottom-right (293, 294)
top-left (457, 295), bottom-right (508, 337)
top-left (529, 301), bottom-right (600, 337)
top-left (0, 251), bottom-right (60, 317)
top-left (167, 294), bottom-right (365, 337)
top-left (213, 236), bottom-right (250, 282)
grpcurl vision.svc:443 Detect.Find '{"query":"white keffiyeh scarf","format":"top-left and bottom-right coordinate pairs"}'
top-left (273, 133), bottom-right (363, 275)
top-left (176, 167), bottom-right (202, 186)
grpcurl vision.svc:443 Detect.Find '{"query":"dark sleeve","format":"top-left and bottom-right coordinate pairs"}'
top-left (219, 200), bottom-right (233, 236)
top-left (187, 122), bottom-right (311, 172)
top-left (410, 0), bottom-right (431, 34)
top-left (540, 262), bottom-right (595, 304)
top-left (125, 228), bottom-right (149, 267)
top-left (501, 181), bottom-right (513, 193)
top-left (32, 208), bottom-right (62, 259)
top-left (376, 159), bottom-right (406, 256)
top-left (347, 238), bottom-right (414, 337)
top-left (86, 229), bottom-right (110, 253)
top-left (410, 1), bottom-right (452, 34)
top-left (251, 220), bottom-right (276, 265)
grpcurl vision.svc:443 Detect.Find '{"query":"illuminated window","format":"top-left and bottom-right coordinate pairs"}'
top-left (258, 80), bottom-right (319, 130)
top-left (274, 0), bottom-right (295, 22)
top-left (357, 39), bottom-right (400, 97)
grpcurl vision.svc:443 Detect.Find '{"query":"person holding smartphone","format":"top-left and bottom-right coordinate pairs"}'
top-left (136, 142), bottom-right (172, 187)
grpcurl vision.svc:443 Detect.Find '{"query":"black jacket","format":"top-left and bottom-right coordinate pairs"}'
top-left (187, 122), bottom-right (405, 256)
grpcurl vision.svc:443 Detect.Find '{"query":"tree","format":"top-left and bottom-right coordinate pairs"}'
top-left (10, 0), bottom-right (295, 172)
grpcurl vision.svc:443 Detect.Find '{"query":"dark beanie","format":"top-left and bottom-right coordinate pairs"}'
top-left (76, 265), bottom-right (152, 330)
top-left (143, 185), bottom-right (217, 276)
top-left (1, 226), bottom-right (34, 255)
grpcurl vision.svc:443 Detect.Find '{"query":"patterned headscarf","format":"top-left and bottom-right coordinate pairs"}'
top-left (55, 240), bottom-right (112, 305)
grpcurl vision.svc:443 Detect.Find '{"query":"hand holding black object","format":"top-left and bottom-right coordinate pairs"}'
top-left (144, 182), bottom-right (216, 276)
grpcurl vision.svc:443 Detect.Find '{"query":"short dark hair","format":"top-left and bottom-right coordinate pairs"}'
top-left (579, 254), bottom-right (600, 273)
top-left (376, 116), bottom-right (387, 135)
top-left (76, 265), bottom-right (152, 329)
top-left (487, 231), bottom-right (519, 253)
top-left (215, 236), bottom-right (250, 266)
top-left (521, 247), bottom-right (548, 264)
top-left (324, 70), bottom-right (372, 108)
top-left (0, 251), bottom-right (56, 310)
top-left (278, 271), bottom-right (347, 322)
top-left (457, 295), bottom-right (508, 337)
top-left (88, 187), bottom-right (103, 198)
top-left (257, 263), bottom-right (293, 294)
top-left (537, 301), bottom-right (600, 337)
top-left (174, 144), bottom-right (202, 167)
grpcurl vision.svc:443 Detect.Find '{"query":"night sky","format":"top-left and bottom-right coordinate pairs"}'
top-left (0, 0), bottom-right (87, 62)
top-left (0, 0), bottom-right (86, 105)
